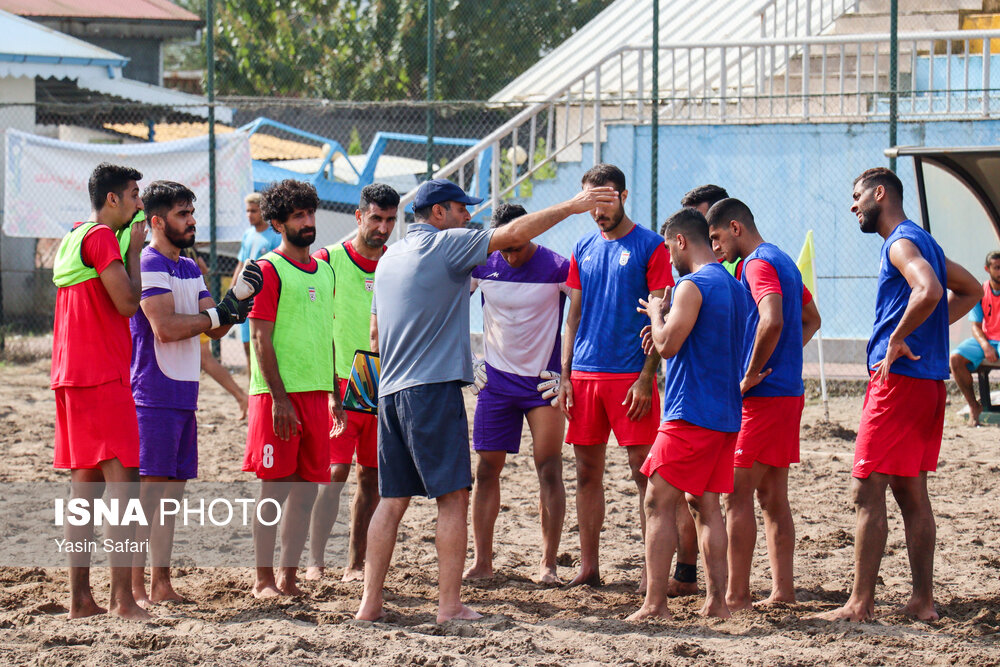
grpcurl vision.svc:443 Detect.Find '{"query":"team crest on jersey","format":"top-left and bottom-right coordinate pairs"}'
top-left (619, 250), bottom-right (631, 266)
top-left (364, 278), bottom-right (374, 292)
top-left (308, 287), bottom-right (316, 301)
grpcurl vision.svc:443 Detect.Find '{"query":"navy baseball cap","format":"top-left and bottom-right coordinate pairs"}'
top-left (412, 178), bottom-right (484, 210)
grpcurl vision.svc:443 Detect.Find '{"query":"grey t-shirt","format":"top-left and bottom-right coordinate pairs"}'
top-left (373, 222), bottom-right (494, 396)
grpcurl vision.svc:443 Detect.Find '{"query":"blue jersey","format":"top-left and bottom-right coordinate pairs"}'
top-left (867, 220), bottom-right (949, 380)
top-left (568, 224), bottom-right (673, 374)
top-left (662, 262), bottom-right (752, 432)
top-left (740, 243), bottom-right (805, 398)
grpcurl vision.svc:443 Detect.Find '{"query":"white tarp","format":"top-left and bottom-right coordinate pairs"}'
top-left (3, 129), bottom-right (253, 240)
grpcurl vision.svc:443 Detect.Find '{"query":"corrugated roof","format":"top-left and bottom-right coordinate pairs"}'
top-left (104, 122), bottom-right (321, 160)
top-left (491, 0), bottom-right (770, 102)
top-left (0, 8), bottom-right (126, 63)
top-left (0, 0), bottom-right (199, 22)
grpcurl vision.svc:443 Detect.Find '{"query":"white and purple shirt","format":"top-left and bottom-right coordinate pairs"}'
top-left (130, 246), bottom-right (210, 410)
top-left (471, 245), bottom-right (570, 395)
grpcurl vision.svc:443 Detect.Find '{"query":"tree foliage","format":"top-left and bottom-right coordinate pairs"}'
top-left (179, 0), bottom-right (612, 99)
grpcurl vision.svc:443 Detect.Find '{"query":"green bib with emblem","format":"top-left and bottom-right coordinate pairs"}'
top-left (324, 242), bottom-right (377, 378)
top-left (249, 251), bottom-right (336, 395)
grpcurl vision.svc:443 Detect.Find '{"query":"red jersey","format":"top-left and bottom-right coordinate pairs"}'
top-left (979, 282), bottom-right (1000, 340)
top-left (50, 223), bottom-right (132, 388)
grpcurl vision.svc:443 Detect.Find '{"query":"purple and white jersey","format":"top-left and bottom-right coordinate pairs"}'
top-left (471, 245), bottom-right (569, 395)
top-left (130, 246), bottom-right (211, 410)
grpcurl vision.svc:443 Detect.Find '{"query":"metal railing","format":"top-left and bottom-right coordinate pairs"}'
top-left (756, 0), bottom-right (860, 39)
top-left (396, 29), bottom-right (1000, 228)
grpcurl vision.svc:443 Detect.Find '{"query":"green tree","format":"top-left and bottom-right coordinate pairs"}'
top-left (171, 0), bottom-right (613, 100)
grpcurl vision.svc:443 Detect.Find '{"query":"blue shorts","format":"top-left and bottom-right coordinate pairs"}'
top-left (240, 320), bottom-right (251, 344)
top-left (137, 406), bottom-right (198, 479)
top-left (953, 337), bottom-right (1000, 371)
top-left (377, 381), bottom-right (471, 498)
top-left (473, 369), bottom-right (550, 453)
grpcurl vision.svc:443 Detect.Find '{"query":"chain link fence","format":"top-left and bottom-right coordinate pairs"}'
top-left (2, 0), bottom-right (998, 379)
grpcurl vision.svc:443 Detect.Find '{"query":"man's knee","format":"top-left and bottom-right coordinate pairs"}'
top-left (850, 474), bottom-right (888, 509)
top-left (474, 454), bottom-right (505, 482)
top-left (950, 352), bottom-right (971, 374)
top-left (331, 463), bottom-right (351, 484)
top-left (575, 452), bottom-right (605, 487)
top-left (357, 465), bottom-right (379, 494)
top-left (535, 455), bottom-right (563, 489)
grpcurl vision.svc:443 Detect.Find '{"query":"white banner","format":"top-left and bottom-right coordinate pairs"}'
top-left (3, 129), bottom-right (254, 240)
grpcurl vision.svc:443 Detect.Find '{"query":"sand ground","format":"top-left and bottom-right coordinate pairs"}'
top-left (0, 350), bottom-right (998, 666)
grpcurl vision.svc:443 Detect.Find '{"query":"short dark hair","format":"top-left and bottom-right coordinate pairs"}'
top-left (260, 179), bottom-right (319, 223)
top-left (663, 208), bottom-right (711, 246)
top-left (491, 203), bottom-right (527, 228)
top-left (89, 162), bottom-right (142, 211)
top-left (854, 167), bottom-right (903, 200)
top-left (581, 163), bottom-right (626, 192)
top-left (680, 184), bottom-right (728, 209)
top-left (142, 181), bottom-right (195, 222)
top-left (360, 183), bottom-right (400, 211)
top-left (705, 197), bottom-right (757, 232)
top-left (986, 251), bottom-right (1000, 265)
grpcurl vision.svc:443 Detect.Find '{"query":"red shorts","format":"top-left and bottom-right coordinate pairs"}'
top-left (565, 372), bottom-right (660, 447)
top-left (243, 390), bottom-right (331, 483)
top-left (854, 373), bottom-right (945, 479)
top-left (330, 378), bottom-right (378, 468)
top-left (53, 378), bottom-right (140, 470)
top-left (641, 420), bottom-right (738, 496)
top-left (734, 395), bottom-right (804, 469)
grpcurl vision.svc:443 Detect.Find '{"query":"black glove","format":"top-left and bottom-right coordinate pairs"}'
top-left (233, 259), bottom-right (264, 299)
top-left (202, 289), bottom-right (245, 328)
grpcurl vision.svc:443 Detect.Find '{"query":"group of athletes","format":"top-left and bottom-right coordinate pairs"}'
top-left (50, 159), bottom-right (984, 625)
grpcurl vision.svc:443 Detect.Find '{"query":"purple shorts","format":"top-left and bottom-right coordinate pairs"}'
top-left (137, 406), bottom-right (198, 479)
top-left (473, 368), bottom-right (551, 453)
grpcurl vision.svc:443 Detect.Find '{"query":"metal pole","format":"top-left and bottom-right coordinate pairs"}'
top-left (651, 0), bottom-right (659, 232)
top-left (888, 0), bottom-right (898, 171)
top-left (206, 0), bottom-right (220, 356)
top-left (426, 0), bottom-right (435, 179)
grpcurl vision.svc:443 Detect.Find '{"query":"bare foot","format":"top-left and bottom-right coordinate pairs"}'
top-left (69, 597), bottom-right (106, 619)
top-left (698, 598), bottom-right (732, 618)
top-left (341, 567), bottom-right (365, 583)
top-left (626, 604), bottom-right (672, 621)
top-left (968, 403), bottom-right (982, 427)
top-left (110, 600), bottom-right (152, 620)
top-left (150, 582), bottom-right (187, 604)
top-left (755, 592), bottom-right (796, 607)
top-left (564, 568), bottom-right (601, 588)
top-left (463, 564), bottom-right (494, 581)
top-left (305, 566), bottom-right (324, 581)
top-left (276, 577), bottom-right (306, 597)
top-left (726, 595), bottom-right (754, 612)
top-left (666, 578), bottom-right (698, 597)
top-left (810, 602), bottom-right (872, 622)
top-left (132, 588), bottom-right (154, 610)
top-left (897, 598), bottom-right (939, 621)
top-left (537, 564), bottom-right (561, 586)
top-left (355, 597), bottom-right (385, 621)
top-left (252, 582), bottom-right (282, 599)
top-left (437, 603), bottom-right (482, 623)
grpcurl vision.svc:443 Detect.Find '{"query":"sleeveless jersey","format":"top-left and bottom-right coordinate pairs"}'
top-left (662, 262), bottom-right (752, 432)
top-left (569, 224), bottom-right (673, 373)
top-left (53, 221), bottom-right (131, 287)
top-left (321, 242), bottom-right (378, 378)
top-left (740, 243), bottom-right (805, 397)
top-left (249, 252), bottom-right (336, 395)
top-left (975, 282), bottom-right (1000, 341)
top-left (867, 220), bottom-right (949, 380)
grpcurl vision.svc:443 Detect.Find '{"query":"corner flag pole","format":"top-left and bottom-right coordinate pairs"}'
top-left (797, 230), bottom-right (829, 420)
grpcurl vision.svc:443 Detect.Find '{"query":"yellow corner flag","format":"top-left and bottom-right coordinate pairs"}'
top-left (796, 230), bottom-right (816, 298)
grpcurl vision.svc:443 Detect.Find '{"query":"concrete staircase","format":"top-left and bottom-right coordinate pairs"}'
top-left (762, 0), bottom-right (1000, 117)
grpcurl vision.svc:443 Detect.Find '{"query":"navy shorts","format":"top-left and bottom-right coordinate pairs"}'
top-left (137, 406), bottom-right (198, 479)
top-left (377, 381), bottom-right (471, 498)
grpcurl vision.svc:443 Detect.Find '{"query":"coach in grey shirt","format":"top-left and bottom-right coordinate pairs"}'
top-left (357, 177), bottom-right (618, 624)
